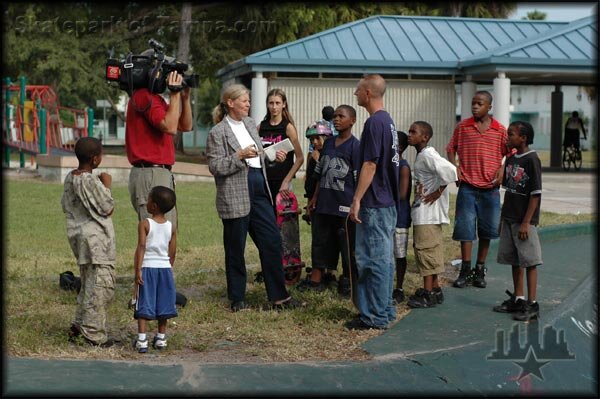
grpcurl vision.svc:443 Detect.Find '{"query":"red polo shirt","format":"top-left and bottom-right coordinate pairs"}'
top-left (125, 88), bottom-right (174, 165)
top-left (446, 116), bottom-right (509, 189)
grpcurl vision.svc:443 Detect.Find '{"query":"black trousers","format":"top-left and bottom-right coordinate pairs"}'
top-left (222, 168), bottom-right (289, 303)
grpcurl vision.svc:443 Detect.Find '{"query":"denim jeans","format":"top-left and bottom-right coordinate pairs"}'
top-left (452, 183), bottom-right (501, 241)
top-left (355, 206), bottom-right (397, 328)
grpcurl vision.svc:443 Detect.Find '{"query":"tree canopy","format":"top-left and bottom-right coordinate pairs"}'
top-left (523, 10), bottom-right (548, 21)
top-left (3, 2), bottom-right (517, 121)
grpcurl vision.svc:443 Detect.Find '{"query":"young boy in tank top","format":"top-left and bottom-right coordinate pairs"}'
top-left (132, 186), bottom-right (178, 353)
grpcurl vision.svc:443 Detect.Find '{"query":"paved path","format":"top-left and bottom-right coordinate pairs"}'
top-left (445, 169), bottom-right (596, 215)
top-left (4, 223), bottom-right (596, 396)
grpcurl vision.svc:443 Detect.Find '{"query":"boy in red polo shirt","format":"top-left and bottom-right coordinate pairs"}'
top-left (446, 91), bottom-right (509, 289)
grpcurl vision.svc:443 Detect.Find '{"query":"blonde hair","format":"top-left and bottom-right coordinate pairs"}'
top-left (263, 88), bottom-right (296, 127)
top-left (212, 84), bottom-right (250, 124)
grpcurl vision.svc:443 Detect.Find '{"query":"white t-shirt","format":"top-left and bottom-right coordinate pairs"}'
top-left (411, 146), bottom-right (457, 226)
top-left (142, 219), bottom-right (172, 268)
top-left (226, 116), bottom-right (261, 168)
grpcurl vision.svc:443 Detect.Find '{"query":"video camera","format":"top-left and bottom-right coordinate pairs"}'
top-left (105, 38), bottom-right (199, 95)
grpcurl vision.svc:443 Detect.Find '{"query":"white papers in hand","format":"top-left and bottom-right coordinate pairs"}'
top-left (263, 138), bottom-right (294, 161)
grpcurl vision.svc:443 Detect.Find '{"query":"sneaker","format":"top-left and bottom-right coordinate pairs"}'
top-left (82, 337), bottom-right (115, 348)
top-left (472, 264), bottom-right (487, 288)
top-left (230, 301), bottom-right (250, 312)
top-left (432, 287), bottom-right (444, 304)
top-left (513, 301), bottom-right (540, 321)
top-left (68, 327), bottom-right (113, 348)
top-left (133, 338), bottom-right (148, 353)
top-left (453, 262), bottom-right (472, 288)
top-left (337, 276), bottom-right (351, 297)
top-left (152, 336), bottom-right (167, 350)
top-left (270, 297), bottom-right (307, 311)
top-left (296, 279), bottom-right (326, 293)
top-left (322, 272), bottom-right (337, 288)
top-left (67, 324), bottom-right (81, 342)
top-left (392, 288), bottom-right (405, 304)
top-left (344, 317), bottom-right (386, 330)
top-left (493, 290), bottom-right (527, 313)
top-left (407, 288), bottom-right (436, 308)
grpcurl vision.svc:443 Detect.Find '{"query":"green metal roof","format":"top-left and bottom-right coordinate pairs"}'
top-left (460, 15), bottom-right (597, 67)
top-left (217, 14), bottom-right (597, 83)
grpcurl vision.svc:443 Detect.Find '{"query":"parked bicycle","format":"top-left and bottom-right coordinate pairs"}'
top-left (562, 142), bottom-right (582, 171)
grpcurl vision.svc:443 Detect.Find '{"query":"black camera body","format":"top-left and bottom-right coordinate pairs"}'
top-left (105, 38), bottom-right (198, 95)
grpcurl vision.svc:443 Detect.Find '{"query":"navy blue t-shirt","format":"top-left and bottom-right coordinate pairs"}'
top-left (359, 110), bottom-right (400, 208)
top-left (314, 135), bottom-right (361, 217)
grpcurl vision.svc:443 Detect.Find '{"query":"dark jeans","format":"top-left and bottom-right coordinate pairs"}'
top-left (266, 178), bottom-right (283, 210)
top-left (222, 168), bottom-right (289, 303)
top-left (311, 213), bottom-right (355, 278)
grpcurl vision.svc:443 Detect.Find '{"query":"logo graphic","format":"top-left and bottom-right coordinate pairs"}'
top-left (487, 323), bottom-right (575, 381)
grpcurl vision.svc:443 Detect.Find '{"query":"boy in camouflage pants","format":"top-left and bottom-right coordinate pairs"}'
top-left (62, 137), bottom-right (116, 347)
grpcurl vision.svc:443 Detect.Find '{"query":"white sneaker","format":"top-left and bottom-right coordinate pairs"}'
top-left (152, 336), bottom-right (167, 350)
top-left (134, 338), bottom-right (148, 353)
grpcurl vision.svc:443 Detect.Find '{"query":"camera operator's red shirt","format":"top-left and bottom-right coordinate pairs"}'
top-left (125, 88), bottom-right (175, 165)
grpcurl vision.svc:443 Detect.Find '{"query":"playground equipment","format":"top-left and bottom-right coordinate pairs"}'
top-left (2, 76), bottom-right (93, 167)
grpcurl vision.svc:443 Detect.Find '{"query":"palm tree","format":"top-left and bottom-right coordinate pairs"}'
top-left (443, 2), bottom-right (517, 18)
top-left (523, 10), bottom-right (547, 20)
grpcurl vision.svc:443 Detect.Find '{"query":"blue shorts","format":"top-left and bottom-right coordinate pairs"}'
top-left (452, 183), bottom-right (501, 241)
top-left (134, 268), bottom-right (178, 320)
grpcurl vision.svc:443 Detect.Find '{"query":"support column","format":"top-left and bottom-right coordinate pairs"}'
top-left (250, 72), bottom-right (268, 122)
top-left (19, 76), bottom-right (26, 168)
top-left (461, 75), bottom-right (476, 120)
top-left (550, 86), bottom-right (564, 168)
top-left (87, 107), bottom-right (94, 138)
top-left (493, 72), bottom-right (511, 128)
top-left (39, 108), bottom-right (47, 155)
top-left (4, 77), bottom-right (12, 167)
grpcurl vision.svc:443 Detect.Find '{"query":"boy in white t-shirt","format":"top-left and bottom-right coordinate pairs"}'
top-left (133, 186), bottom-right (178, 353)
top-left (406, 121), bottom-right (457, 308)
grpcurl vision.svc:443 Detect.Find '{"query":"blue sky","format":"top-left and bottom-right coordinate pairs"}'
top-left (510, 2), bottom-right (597, 21)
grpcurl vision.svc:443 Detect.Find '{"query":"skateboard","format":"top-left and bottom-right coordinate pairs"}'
top-left (275, 192), bottom-right (304, 285)
top-left (343, 215), bottom-right (359, 309)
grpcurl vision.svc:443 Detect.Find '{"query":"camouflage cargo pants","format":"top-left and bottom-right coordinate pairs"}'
top-left (74, 264), bottom-right (115, 344)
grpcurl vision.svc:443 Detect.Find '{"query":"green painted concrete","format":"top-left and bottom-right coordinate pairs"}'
top-left (4, 223), bottom-right (597, 396)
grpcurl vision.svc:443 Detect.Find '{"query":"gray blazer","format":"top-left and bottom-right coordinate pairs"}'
top-left (206, 116), bottom-right (273, 219)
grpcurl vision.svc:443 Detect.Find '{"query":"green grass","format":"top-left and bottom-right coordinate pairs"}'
top-left (4, 177), bottom-right (594, 362)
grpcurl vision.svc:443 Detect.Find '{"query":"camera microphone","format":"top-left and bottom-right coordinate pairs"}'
top-left (148, 38), bottom-right (165, 52)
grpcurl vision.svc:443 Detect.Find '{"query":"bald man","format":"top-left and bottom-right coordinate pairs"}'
top-left (346, 74), bottom-right (400, 330)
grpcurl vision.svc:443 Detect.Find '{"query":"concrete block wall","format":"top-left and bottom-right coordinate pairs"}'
top-left (35, 154), bottom-right (214, 184)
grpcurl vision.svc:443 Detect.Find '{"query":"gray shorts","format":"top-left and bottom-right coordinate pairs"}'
top-left (393, 228), bottom-right (409, 259)
top-left (496, 219), bottom-right (543, 267)
top-left (128, 166), bottom-right (177, 228)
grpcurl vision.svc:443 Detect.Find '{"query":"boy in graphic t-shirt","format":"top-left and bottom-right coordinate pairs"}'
top-left (299, 105), bottom-right (361, 297)
top-left (493, 121), bottom-right (543, 322)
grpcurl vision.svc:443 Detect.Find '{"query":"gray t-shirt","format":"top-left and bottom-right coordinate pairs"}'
top-left (61, 171), bottom-right (116, 265)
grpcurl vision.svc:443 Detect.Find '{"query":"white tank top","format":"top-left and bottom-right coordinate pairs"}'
top-left (142, 219), bottom-right (172, 268)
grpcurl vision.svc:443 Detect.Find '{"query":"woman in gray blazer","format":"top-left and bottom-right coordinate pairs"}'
top-left (206, 84), bottom-right (304, 312)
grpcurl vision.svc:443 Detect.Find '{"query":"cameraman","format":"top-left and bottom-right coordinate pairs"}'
top-left (125, 69), bottom-right (192, 229)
